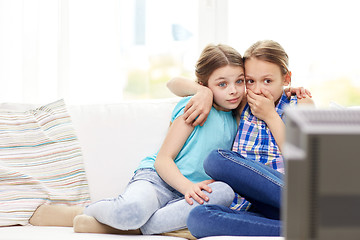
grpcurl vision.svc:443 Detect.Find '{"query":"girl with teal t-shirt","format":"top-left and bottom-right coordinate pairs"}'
top-left (30, 44), bottom-right (245, 235)
top-left (57, 44), bottom-right (246, 235)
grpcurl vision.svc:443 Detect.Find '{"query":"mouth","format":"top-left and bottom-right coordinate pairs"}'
top-left (227, 97), bottom-right (240, 103)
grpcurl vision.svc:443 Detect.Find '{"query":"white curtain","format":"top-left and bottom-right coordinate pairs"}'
top-left (0, 0), bottom-right (123, 104)
top-left (0, 0), bottom-right (230, 104)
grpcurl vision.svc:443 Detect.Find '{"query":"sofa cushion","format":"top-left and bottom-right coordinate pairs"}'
top-left (0, 226), bottom-right (189, 239)
top-left (67, 98), bottom-right (180, 202)
top-left (0, 100), bottom-right (90, 226)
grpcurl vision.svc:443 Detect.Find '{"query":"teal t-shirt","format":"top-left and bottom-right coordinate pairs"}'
top-left (136, 96), bottom-right (238, 183)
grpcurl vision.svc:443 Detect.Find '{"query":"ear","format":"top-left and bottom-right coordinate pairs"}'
top-left (283, 71), bottom-right (291, 86)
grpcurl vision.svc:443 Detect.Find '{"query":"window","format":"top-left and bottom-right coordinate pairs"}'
top-left (227, 0), bottom-right (360, 107)
top-left (1, 0), bottom-right (359, 106)
top-left (67, 0), bottom-right (200, 103)
top-left (0, 0), bottom-right (199, 104)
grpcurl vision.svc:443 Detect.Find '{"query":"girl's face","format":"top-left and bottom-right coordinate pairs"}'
top-left (207, 65), bottom-right (245, 111)
top-left (244, 57), bottom-right (290, 102)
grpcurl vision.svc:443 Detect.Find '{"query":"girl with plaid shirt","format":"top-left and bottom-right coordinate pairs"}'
top-left (167, 40), bottom-right (314, 237)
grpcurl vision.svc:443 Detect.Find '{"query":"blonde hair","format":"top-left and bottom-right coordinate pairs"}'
top-left (195, 44), bottom-right (244, 86)
top-left (243, 40), bottom-right (289, 75)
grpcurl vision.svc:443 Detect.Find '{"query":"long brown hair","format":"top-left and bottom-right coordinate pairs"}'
top-left (195, 44), bottom-right (244, 86)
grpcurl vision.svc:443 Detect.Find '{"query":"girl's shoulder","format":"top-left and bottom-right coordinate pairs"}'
top-left (171, 96), bottom-right (193, 120)
top-left (176, 96), bottom-right (192, 105)
top-left (173, 96), bottom-right (192, 111)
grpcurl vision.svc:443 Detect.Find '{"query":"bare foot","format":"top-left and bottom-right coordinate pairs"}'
top-left (29, 204), bottom-right (84, 227)
top-left (73, 214), bottom-right (141, 235)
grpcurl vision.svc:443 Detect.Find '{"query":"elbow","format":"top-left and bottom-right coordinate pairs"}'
top-left (166, 78), bottom-right (176, 91)
top-left (154, 160), bottom-right (159, 171)
top-left (154, 155), bottom-right (174, 173)
top-left (154, 156), bottom-right (164, 172)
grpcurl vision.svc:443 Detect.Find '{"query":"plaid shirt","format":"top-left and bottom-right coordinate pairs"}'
top-left (230, 91), bottom-right (297, 211)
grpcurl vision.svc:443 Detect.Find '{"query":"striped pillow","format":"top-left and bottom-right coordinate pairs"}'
top-left (0, 99), bottom-right (90, 226)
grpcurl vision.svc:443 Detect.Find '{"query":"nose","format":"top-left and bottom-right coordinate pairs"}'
top-left (252, 83), bottom-right (261, 94)
top-left (229, 84), bottom-right (237, 95)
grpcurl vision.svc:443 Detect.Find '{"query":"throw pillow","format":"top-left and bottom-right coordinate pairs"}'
top-left (0, 99), bottom-right (90, 226)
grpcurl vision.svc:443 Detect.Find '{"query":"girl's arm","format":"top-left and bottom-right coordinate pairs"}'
top-left (297, 95), bottom-right (315, 105)
top-left (168, 77), bottom-right (312, 127)
top-left (167, 77), bottom-right (213, 126)
top-left (154, 116), bottom-right (213, 205)
top-left (247, 89), bottom-right (315, 151)
top-left (284, 87), bottom-right (312, 99)
top-left (167, 76), bottom-right (202, 97)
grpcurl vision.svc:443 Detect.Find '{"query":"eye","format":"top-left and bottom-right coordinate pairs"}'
top-left (218, 82), bottom-right (227, 87)
top-left (264, 79), bottom-right (271, 84)
top-left (246, 79), bottom-right (254, 84)
top-left (236, 79), bottom-right (244, 84)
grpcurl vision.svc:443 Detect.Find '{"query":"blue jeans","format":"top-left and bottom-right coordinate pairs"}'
top-left (84, 168), bottom-right (234, 235)
top-left (187, 149), bottom-right (284, 238)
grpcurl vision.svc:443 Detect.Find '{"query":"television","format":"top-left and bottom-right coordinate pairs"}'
top-left (282, 107), bottom-right (360, 240)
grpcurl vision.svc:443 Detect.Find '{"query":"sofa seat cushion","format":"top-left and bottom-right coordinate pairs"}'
top-left (0, 226), bottom-right (188, 239)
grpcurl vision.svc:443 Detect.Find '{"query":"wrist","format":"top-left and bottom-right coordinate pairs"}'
top-left (178, 180), bottom-right (194, 195)
top-left (197, 84), bottom-right (210, 93)
top-left (197, 85), bottom-right (213, 100)
top-left (264, 110), bottom-right (279, 124)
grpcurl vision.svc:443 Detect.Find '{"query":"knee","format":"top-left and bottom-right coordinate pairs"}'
top-left (188, 205), bottom-right (225, 238)
top-left (86, 199), bottom-right (150, 230)
top-left (207, 181), bottom-right (234, 207)
top-left (187, 206), bottom-right (208, 238)
top-left (112, 202), bottom-right (149, 229)
top-left (204, 149), bottom-right (224, 178)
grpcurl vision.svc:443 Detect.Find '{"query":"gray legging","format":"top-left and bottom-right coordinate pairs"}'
top-left (84, 168), bottom-right (235, 234)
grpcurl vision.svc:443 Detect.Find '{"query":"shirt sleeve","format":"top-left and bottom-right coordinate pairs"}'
top-left (171, 96), bottom-right (192, 122)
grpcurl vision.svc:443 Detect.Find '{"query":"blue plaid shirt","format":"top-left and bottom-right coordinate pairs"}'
top-left (230, 91), bottom-right (297, 211)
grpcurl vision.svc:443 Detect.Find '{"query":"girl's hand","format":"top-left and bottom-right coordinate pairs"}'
top-left (184, 179), bottom-right (215, 205)
top-left (183, 87), bottom-right (213, 126)
top-left (284, 87), bottom-right (312, 99)
top-left (247, 89), bottom-right (277, 121)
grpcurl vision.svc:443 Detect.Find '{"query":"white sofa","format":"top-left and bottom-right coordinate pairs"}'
top-left (0, 98), bottom-right (283, 240)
